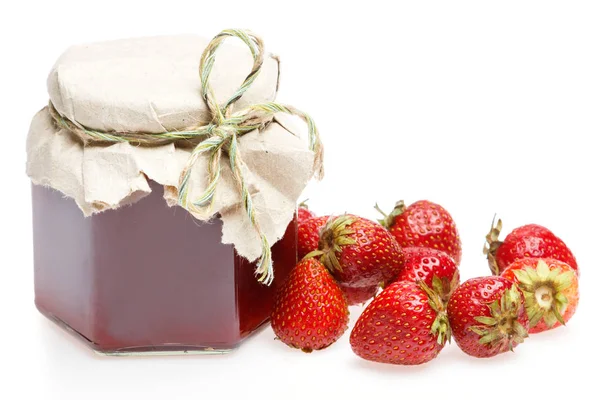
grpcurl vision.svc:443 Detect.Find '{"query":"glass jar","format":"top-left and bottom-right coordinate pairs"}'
top-left (32, 181), bottom-right (297, 355)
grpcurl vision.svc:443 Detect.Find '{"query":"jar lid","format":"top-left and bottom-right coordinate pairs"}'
top-left (47, 34), bottom-right (280, 134)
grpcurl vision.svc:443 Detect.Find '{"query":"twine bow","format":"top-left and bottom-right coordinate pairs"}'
top-left (48, 29), bottom-right (324, 285)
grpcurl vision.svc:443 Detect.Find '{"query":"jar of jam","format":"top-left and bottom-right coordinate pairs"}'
top-left (26, 30), bottom-right (322, 355)
top-left (32, 181), bottom-right (297, 354)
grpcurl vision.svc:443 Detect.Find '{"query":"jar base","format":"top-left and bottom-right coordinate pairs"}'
top-left (95, 347), bottom-right (234, 356)
top-left (37, 305), bottom-right (241, 356)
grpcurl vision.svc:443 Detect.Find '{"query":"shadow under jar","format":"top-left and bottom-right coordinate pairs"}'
top-left (32, 181), bottom-right (297, 355)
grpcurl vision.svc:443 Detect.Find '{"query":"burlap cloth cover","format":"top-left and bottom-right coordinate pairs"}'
top-left (26, 30), bottom-right (322, 283)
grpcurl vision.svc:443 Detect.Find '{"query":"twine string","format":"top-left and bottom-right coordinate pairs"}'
top-left (48, 28), bottom-right (324, 285)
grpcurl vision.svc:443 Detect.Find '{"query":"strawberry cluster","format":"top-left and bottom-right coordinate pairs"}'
top-left (271, 200), bottom-right (580, 365)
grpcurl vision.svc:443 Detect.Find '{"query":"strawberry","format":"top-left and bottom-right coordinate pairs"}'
top-left (317, 215), bottom-right (405, 288)
top-left (447, 277), bottom-right (529, 358)
top-left (271, 258), bottom-right (349, 352)
top-left (339, 283), bottom-right (379, 306)
top-left (501, 258), bottom-right (579, 334)
top-left (350, 280), bottom-right (450, 365)
top-left (299, 215), bottom-right (399, 306)
top-left (395, 247), bottom-right (459, 303)
top-left (376, 200), bottom-right (461, 264)
top-left (484, 219), bottom-right (578, 275)
top-left (297, 199), bottom-right (316, 223)
top-left (297, 215), bottom-right (330, 260)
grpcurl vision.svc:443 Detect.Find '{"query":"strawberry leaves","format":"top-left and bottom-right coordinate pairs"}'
top-left (511, 259), bottom-right (575, 329)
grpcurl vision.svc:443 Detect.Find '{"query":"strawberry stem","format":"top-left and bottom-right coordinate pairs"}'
top-left (483, 215), bottom-right (503, 275)
top-left (374, 200), bottom-right (406, 229)
top-left (299, 198), bottom-right (309, 208)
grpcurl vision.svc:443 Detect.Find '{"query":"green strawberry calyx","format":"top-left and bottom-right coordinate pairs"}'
top-left (302, 249), bottom-right (324, 261)
top-left (317, 215), bottom-right (357, 273)
top-left (374, 200), bottom-right (406, 229)
top-left (512, 259), bottom-right (575, 329)
top-left (468, 284), bottom-right (528, 351)
top-left (417, 277), bottom-right (451, 346)
top-left (483, 216), bottom-right (503, 275)
top-left (298, 198), bottom-right (310, 209)
top-left (435, 270), bottom-right (460, 304)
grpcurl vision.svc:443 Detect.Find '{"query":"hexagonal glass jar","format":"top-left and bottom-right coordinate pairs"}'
top-left (32, 181), bottom-right (296, 355)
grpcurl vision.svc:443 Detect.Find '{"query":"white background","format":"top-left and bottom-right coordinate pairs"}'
top-left (1, 1), bottom-right (598, 398)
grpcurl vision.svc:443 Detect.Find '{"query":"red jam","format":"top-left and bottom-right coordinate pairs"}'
top-left (32, 181), bottom-right (296, 354)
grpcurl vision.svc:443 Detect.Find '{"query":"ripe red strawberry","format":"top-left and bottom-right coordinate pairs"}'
top-left (376, 200), bottom-right (461, 264)
top-left (317, 215), bottom-right (405, 288)
top-left (501, 258), bottom-right (579, 334)
top-left (447, 277), bottom-right (529, 358)
top-left (297, 215), bottom-right (330, 259)
top-left (339, 283), bottom-right (379, 306)
top-left (484, 219), bottom-right (578, 275)
top-left (297, 200), bottom-right (316, 223)
top-left (350, 280), bottom-right (450, 365)
top-left (395, 247), bottom-right (459, 303)
top-left (271, 258), bottom-right (349, 352)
